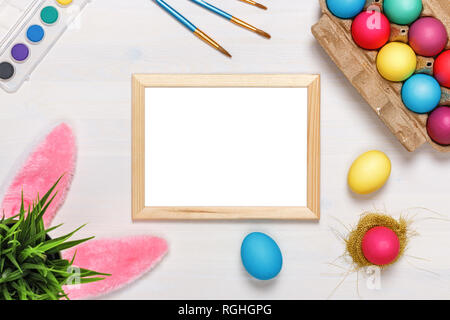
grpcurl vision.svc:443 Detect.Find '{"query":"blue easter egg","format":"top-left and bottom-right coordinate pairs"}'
top-left (241, 232), bottom-right (282, 281)
top-left (401, 74), bottom-right (442, 114)
top-left (326, 0), bottom-right (366, 19)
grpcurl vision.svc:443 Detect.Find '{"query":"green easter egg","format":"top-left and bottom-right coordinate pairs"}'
top-left (383, 0), bottom-right (423, 25)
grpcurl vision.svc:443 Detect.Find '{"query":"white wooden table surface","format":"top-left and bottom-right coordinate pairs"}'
top-left (0, 0), bottom-right (449, 300)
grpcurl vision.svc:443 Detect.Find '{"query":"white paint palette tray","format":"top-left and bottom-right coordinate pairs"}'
top-left (0, 0), bottom-right (90, 93)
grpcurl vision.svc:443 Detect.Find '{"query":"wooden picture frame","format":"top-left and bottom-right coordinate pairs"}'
top-left (132, 74), bottom-right (320, 220)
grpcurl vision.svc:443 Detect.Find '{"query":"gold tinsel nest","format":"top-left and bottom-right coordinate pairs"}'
top-left (345, 213), bottom-right (408, 269)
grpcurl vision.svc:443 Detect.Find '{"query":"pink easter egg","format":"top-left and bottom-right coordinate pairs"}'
top-left (434, 50), bottom-right (450, 88)
top-left (362, 226), bottom-right (400, 266)
top-left (352, 11), bottom-right (391, 50)
top-left (427, 106), bottom-right (450, 146)
top-left (409, 17), bottom-right (448, 57)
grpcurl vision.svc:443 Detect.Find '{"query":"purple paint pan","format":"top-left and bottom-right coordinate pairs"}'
top-left (11, 43), bottom-right (29, 62)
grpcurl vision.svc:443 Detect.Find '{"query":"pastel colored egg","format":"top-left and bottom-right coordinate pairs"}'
top-left (351, 11), bottom-right (391, 50)
top-left (427, 106), bottom-right (450, 145)
top-left (326, 0), bottom-right (366, 19)
top-left (434, 50), bottom-right (450, 88)
top-left (241, 232), bottom-right (282, 281)
top-left (383, 0), bottom-right (423, 25)
top-left (362, 226), bottom-right (400, 266)
top-left (409, 17), bottom-right (448, 57)
top-left (348, 150), bottom-right (391, 195)
top-left (376, 42), bottom-right (417, 82)
top-left (401, 74), bottom-right (441, 114)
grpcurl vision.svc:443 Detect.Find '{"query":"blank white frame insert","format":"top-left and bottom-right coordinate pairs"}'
top-left (145, 87), bottom-right (308, 207)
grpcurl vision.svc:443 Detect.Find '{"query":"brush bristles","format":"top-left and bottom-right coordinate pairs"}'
top-left (218, 46), bottom-right (232, 58)
top-left (255, 3), bottom-right (267, 10)
top-left (256, 29), bottom-right (271, 39)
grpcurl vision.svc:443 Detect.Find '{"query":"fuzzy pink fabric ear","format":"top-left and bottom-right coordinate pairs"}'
top-left (1, 123), bottom-right (76, 227)
top-left (62, 236), bottom-right (168, 300)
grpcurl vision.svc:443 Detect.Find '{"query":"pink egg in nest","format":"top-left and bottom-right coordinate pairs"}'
top-left (427, 106), bottom-right (450, 146)
top-left (409, 17), bottom-right (448, 57)
top-left (362, 226), bottom-right (400, 266)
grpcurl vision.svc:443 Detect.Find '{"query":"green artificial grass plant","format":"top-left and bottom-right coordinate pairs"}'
top-left (0, 178), bottom-right (109, 300)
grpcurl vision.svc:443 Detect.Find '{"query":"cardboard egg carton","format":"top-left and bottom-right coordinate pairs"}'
top-left (312, 0), bottom-right (450, 152)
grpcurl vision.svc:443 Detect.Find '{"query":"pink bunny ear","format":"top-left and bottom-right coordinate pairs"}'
top-left (1, 123), bottom-right (76, 227)
top-left (62, 236), bottom-right (168, 300)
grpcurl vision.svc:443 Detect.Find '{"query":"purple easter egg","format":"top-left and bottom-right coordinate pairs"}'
top-left (427, 106), bottom-right (450, 146)
top-left (409, 17), bottom-right (448, 57)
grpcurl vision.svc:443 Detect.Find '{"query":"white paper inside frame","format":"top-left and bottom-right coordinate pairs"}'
top-left (144, 87), bottom-right (308, 207)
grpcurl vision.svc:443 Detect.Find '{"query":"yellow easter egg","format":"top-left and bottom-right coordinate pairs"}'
top-left (376, 42), bottom-right (417, 82)
top-left (348, 150), bottom-right (391, 195)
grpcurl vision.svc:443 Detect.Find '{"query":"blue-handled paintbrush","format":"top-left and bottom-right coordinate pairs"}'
top-left (188, 0), bottom-right (271, 39)
top-left (152, 0), bottom-right (231, 57)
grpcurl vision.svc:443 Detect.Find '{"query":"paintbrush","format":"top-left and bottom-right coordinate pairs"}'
top-left (189, 0), bottom-right (271, 39)
top-left (152, 0), bottom-right (231, 57)
top-left (238, 0), bottom-right (267, 10)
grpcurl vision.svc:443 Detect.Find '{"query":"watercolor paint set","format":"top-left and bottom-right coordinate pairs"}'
top-left (0, 0), bottom-right (90, 93)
